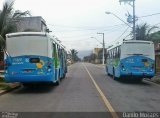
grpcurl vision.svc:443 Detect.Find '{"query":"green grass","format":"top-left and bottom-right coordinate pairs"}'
top-left (0, 78), bottom-right (12, 91)
top-left (0, 78), bottom-right (4, 82)
top-left (0, 84), bottom-right (12, 91)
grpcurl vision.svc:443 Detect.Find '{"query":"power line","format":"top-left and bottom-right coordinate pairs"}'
top-left (62, 38), bottom-right (92, 42)
top-left (138, 12), bottom-right (160, 18)
top-left (108, 26), bottom-right (130, 45)
top-left (114, 27), bottom-right (130, 41)
top-left (52, 26), bottom-right (126, 33)
top-left (48, 23), bottom-right (125, 29)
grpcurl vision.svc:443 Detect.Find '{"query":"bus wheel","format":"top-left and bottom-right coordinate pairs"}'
top-left (55, 73), bottom-right (60, 86)
top-left (113, 68), bottom-right (116, 80)
top-left (55, 77), bottom-right (60, 86)
top-left (63, 73), bottom-right (66, 79)
top-left (106, 67), bottom-right (110, 76)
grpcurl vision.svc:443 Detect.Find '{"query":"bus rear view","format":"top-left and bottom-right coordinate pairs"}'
top-left (120, 41), bottom-right (155, 79)
top-left (4, 32), bottom-right (57, 84)
top-left (106, 40), bottom-right (155, 81)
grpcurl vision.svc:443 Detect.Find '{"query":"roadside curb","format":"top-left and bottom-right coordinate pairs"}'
top-left (0, 83), bottom-right (21, 96)
top-left (144, 78), bottom-right (160, 86)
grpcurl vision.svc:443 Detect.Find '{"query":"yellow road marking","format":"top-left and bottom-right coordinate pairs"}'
top-left (83, 63), bottom-right (119, 118)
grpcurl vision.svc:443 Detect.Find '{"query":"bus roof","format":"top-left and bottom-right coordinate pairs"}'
top-left (107, 40), bottom-right (154, 51)
top-left (6, 32), bottom-right (67, 51)
top-left (123, 40), bottom-right (153, 44)
top-left (6, 32), bottom-right (47, 38)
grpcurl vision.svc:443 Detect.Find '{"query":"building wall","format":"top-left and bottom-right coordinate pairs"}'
top-left (16, 16), bottom-right (47, 32)
top-left (93, 48), bottom-right (101, 64)
top-left (94, 48), bottom-right (102, 56)
top-left (155, 43), bottom-right (160, 73)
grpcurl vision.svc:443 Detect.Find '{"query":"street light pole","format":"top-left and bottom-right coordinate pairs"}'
top-left (90, 37), bottom-right (103, 45)
top-left (132, 0), bottom-right (136, 40)
top-left (105, 12), bottom-right (132, 28)
top-left (119, 0), bottom-right (136, 40)
top-left (97, 33), bottom-right (105, 65)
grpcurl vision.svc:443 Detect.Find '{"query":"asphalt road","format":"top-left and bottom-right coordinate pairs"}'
top-left (0, 62), bottom-right (160, 117)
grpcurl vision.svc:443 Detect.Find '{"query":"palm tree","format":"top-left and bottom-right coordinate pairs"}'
top-left (134, 23), bottom-right (158, 41)
top-left (0, 1), bottom-right (30, 61)
top-left (70, 49), bottom-right (80, 62)
top-left (0, 1), bottom-right (30, 39)
top-left (149, 31), bottom-right (160, 44)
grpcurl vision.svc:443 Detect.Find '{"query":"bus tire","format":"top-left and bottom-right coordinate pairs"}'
top-left (113, 68), bottom-right (116, 80)
top-left (63, 73), bottom-right (66, 79)
top-left (106, 67), bottom-right (110, 76)
top-left (55, 77), bottom-right (60, 86)
top-left (55, 72), bottom-right (60, 86)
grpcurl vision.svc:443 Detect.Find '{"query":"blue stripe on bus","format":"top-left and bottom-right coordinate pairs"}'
top-left (107, 56), bottom-right (155, 79)
top-left (4, 55), bottom-right (56, 83)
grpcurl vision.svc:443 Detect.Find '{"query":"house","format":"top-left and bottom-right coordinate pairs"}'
top-left (155, 43), bottom-right (160, 73)
top-left (0, 16), bottom-right (49, 70)
top-left (15, 16), bottom-right (48, 32)
top-left (93, 48), bottom-right (102, 63)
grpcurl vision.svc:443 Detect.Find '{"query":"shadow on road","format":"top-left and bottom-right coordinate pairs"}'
top-left (12, 77), bottom-right (67, 94)
top-left (12, 84), bottom-right (56, 94)
top-left (115, 79), bottom-right (151, 86)
top-left (107, 75), bottom-right (151, 86)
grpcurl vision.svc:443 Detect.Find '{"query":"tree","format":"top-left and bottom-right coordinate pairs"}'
top-left (134, 23), bottom-right (158, 41)
top-left (0, 1), bottom-right (30, 61)
top-left (0, 1), bottom-right (30, 44)
top-left (70, 49), bottom-right (80, 62)
top-left (150, 31), bottom-right (160, 44)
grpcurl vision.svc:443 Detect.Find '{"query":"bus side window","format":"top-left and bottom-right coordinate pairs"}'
top-left (107, 51), bottom-right (109, 59)
top-left (118, 46), bottom-right (121, 58)
top-left (117, 46), bottom-right (120, 58)
top-left (111, 50), bottom-right (112, 59)
top-left (116, 47), bottom-right (118, 58)
top-left (113, 48), bottom-right (115, 59)
top-left (111, 50), bottom-right (113, 59)
top-left (52, 43), bottom-right (56, 57)
top-left (115, 48), bottom-right (117, 58)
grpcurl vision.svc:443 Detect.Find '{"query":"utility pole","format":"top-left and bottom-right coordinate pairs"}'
top-left (119, 0), bottom-right (136, 40)
top-left (132, 0), bottom-right (136, 40)
top-left (97, 33), bottom-right (105, 65)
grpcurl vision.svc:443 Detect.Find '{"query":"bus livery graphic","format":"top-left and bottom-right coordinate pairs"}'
top-left (4, 32), bottom-right (67, 85)
top-left (106, 40), bottom-right (155, 81)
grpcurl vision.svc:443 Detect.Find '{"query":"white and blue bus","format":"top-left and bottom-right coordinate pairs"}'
top-left (4, 32), bottom-right (67, 85)
top-left (106, 40), bottom-right (155, 81)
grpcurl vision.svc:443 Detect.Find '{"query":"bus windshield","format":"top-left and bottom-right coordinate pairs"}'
top-left (121, 43), bottom-right (155, 60)
top-left (6, 36), bottom-right (48, 57)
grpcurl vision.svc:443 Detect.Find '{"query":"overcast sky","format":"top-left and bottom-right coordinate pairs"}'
top-left (1, 0), bottom-right (160, 56)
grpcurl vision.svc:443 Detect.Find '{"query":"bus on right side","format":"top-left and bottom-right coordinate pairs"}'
top-left (106, 40), bottom-right (155, 81)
